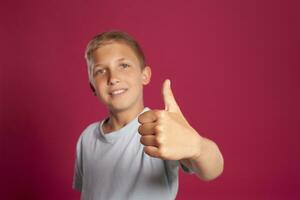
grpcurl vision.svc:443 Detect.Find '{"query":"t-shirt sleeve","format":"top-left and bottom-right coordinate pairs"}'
top-left (72, 135), bottom-right (83, 192)
top-left (180, 162), bottom-right (194, 174)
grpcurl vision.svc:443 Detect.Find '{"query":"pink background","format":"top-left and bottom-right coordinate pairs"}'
top-left (1, 0), bottom-right (299, 199)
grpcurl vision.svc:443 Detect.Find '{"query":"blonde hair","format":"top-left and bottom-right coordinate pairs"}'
top-left (85, 30), bottom-right (146, 86)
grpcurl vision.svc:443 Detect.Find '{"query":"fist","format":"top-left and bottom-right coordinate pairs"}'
top-left (138, 79), bottom-right (202, 160)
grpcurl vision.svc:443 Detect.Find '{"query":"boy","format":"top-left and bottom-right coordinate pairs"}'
top-left (73, 31), bottom-right (224, 200)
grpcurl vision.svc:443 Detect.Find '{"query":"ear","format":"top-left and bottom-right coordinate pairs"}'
top-left (141, 66), bottom-right (151, 85)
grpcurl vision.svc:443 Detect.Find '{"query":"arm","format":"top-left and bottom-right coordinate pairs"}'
top-left (73, 135), bottom-right (83, 192)
top-left (180, 134), bottom-right (224, 181)
top-left (138, 79), bottom-right (224, 181)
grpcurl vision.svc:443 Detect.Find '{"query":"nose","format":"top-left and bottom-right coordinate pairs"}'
top-left (107, 70), bottom-right (120, 85)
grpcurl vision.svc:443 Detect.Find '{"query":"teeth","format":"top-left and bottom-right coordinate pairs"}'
top-left (111, 89), bottom-right (126, 95)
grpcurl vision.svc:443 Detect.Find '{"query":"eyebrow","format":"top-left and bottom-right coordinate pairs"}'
top-left (94, 58), bottom-right (127, 68)
top-left (117, 57), bottom-right (126, 61)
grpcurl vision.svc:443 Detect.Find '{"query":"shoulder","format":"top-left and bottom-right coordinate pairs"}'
top-left (82, 121), bottom-right (99, 136)
top-left (76, 121), bottom-right (101, 146)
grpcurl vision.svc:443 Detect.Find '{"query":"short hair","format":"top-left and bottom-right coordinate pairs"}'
top-left (85, 30), bottom-right (146, 86)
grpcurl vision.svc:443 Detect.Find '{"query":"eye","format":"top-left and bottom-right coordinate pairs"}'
top-left (120, 63), bottom-right (130, 69)
top-left (94, 68), bottom-right (106, 76)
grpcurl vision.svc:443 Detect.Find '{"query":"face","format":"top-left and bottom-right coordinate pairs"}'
top-left (91, 42), bottom-right (151, 113)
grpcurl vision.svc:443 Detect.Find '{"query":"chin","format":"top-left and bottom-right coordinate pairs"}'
top-left (108, 103), bottom-right (132, 113)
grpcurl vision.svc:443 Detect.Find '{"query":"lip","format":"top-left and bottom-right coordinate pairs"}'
top-left (108, 88), bottom-right (128, 96)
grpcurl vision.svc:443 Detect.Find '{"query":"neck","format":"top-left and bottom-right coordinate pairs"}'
top-left (103, 103), bottom-right (145, 134)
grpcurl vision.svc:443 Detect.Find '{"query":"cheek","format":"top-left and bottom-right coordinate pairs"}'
top-left (128, 71), bottom-right (143, 82)
top-left (132, 79), bottom-right (144, 95)
top-left (129, 76), bottom-right (143, 88)
top-left (94, 80), bottom-right (106, 93)
top-left (94, 77), bottom-right (106, 86)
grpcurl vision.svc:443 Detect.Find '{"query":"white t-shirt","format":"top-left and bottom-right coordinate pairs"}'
top-left (73, 107), bottom-right (193, 200)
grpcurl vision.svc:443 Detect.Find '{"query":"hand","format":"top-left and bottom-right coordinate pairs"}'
top-left (138, 79), bottom-right (203, 160)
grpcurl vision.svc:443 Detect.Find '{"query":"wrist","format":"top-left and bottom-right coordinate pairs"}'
top-left (189, 131), bottom-right (205, 161)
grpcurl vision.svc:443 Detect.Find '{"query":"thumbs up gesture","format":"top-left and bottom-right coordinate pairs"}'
top-left (138, 79), bottom-right (203, 161)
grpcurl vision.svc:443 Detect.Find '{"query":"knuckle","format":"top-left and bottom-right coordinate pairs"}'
top-left (158, 146), bottom-right (167, 158)
top-left (138, 125), bottom-right (143, 135)
top-left (138, 115), bottom-right (142, 123)
top-left (154, 110), bottom-right (164, 119)
top-left (155, 135), bottom-right (163, 145)
top-left (154, 124), bottom-right (164, 133)
top-left (159, 110), bottom-right (166, 118)
top-left (143, 146), bottom-right (149, 154)
top-left (140, 137), bottom-right (144, 144)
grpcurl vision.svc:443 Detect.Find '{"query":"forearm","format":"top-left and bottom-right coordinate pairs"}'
top-left (180, 136), bottom-right (224, 181)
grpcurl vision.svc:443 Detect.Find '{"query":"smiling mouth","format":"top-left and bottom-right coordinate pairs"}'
top-left (109, 88), bottom-right (128, 96)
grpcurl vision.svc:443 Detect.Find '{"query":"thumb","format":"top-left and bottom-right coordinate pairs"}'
top-left (162, 79), bottom-right (181, 113)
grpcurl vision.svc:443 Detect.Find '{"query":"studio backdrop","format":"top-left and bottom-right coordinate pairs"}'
top-left (0, 0), bottom-right (299, 199)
